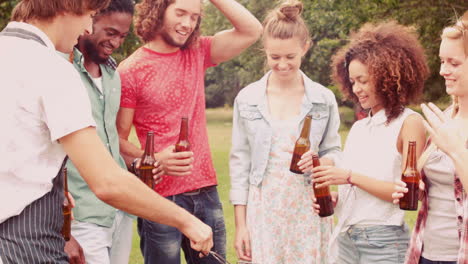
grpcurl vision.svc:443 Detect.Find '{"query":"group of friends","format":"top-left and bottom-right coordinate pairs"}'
top-left (0, 0), bottom-right (467, 263)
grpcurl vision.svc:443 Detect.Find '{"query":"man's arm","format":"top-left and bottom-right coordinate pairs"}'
top-left (116, 107), bottom-right (194, 176)
top-left (209, 0), bottom-right (262, 64)
top-left (116, 107), bottom-right (144, 166)
top-left (60, 127), bottom-right (212, 253)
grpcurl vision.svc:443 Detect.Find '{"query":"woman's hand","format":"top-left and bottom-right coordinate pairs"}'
top-left (298, 150), bottom-right (318, 173)
top-left (311, 166), bottom-right (349, 188)
top-left (234, 225), bottom-right (252, 261)
top-left (421, 103), bottom-right (466, 155)
top-left (391, 180), bottom-right (407, 205)
top-left (392, 179), bottom-right (425, 204)
top-left (312, 191), bottom-right (338, 214)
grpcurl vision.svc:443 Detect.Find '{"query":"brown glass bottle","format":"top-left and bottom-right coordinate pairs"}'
top-left (290, 115), bottom-right (312, 174)
top-left (312, 155), bottom-right (334, 217)
top-left (400, 141), bottom-right (420, 211)
top-left (175, 117), bottom-right (190, 152)
top-left (61, 167), bottom-right (72, 241)
top-left (139, 131), bottom-right (156, 189)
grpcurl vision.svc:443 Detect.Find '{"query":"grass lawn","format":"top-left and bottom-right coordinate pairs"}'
top-left (128, 107), bottom-right (418, 263)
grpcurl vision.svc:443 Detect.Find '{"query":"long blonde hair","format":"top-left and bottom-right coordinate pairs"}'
top-left (417, 11), bottom-right (468, 171)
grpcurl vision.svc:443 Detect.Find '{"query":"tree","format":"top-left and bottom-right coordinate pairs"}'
top-left (0, 0), bottom-right (18, 30)
top-left (2, 0), bottom-right (467, 107)
top-left (202, 0), bottom-right (467, 106)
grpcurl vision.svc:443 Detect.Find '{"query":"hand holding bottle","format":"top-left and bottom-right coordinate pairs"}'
top-left (155, 145), bottom-right (194, 177)
top-left (392, 179), bottom-right (425, 205)
top-left (311, 166), bottom-right (350, 188)
top-left (297, 149), bottom-right (317, 173)
top-left (312, 191), bottom-right (338, 214)
top-left (134, 158), bottom-right (164, 185)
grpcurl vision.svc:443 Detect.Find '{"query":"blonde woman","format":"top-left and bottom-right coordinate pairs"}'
top-left (393, 11), bottom-right (468, 264)
top-left (229, 1), bottom-right (341, 263)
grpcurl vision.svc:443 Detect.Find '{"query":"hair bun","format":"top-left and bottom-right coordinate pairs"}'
top-left (277, 0), bottom-right (303, 20)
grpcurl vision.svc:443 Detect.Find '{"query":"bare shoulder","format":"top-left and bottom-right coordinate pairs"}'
top-left (400, 112), bottom-right (426, 141)
top-left (402, 112), bottom-right (424, 129)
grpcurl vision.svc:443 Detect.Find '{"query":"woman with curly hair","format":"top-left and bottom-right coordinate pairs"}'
top-left (392, 11), bottom-right (468, 264)
top-left (309, 21), bottom-right (429, 263)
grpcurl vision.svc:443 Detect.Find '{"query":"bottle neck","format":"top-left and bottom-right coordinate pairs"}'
top-left (144, 133), bottom-right (154, 156)
top-left (405, 142), bottom-right (417, 169)
top-left (312, 155), bottom-right (320, 167)
top-left (300, 116), bottom-right (312, 138)
top-left (178, 118), bottom-right (189, 141)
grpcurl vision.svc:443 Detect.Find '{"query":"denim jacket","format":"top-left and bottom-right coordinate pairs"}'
top-left (229, 71), bottom-right (342, 205)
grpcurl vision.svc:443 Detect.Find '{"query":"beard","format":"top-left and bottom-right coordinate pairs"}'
top-left (82, 38), bottom-right (108, 64)
top-left (160, 29), bottom-right (188, 49)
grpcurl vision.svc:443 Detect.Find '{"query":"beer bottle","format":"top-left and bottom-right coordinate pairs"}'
top-left (312, 155), bottom-right (334, 217)
top-left (139, 131), bottom-right (156, 189)
top-left (61, 167), bottom-right (72, 241)
top-left (290, 115), bottom-right (311, 174)
top-left (399, 141), bottom-right (420, 211)
top-left (175, 117), bottom-right (190, 152)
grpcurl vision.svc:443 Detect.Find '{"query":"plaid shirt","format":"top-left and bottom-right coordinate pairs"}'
top-left (405, 170), bottom-right (468, 263)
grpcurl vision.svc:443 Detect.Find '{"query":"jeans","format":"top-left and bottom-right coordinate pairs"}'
top-left (419, 256), bottom-right (457, 264)
top-left (138, 186), bottom-right (226, 264)
top-left (337, 224), bottom-right (409, 264)
top-left (71, 211), bottom-right (134, 264)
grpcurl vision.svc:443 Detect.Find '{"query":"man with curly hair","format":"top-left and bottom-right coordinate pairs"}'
top-left (116, 0), bottom-right (262, 263)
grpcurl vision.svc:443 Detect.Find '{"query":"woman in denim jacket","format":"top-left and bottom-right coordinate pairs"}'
top-left (229, 1), bottom-right (341, 263)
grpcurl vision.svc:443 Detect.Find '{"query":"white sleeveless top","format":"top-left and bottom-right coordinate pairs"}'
top-left (329, 108), bottom-right (418, 262)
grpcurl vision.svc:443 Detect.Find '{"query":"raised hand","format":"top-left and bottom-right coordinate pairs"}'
top-left (421, 103), bottom-right (466, 155)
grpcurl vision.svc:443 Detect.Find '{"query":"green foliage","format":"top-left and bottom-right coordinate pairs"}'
top-left (0, 0), bottom-right (18, 29)
top-left (1, 0), bottom-right (466, 106)
top-left (202, 0), bottom-right (466, 107)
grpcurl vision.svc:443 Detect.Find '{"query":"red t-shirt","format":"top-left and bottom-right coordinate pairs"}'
top-left (118, 37), bottom-right (217, 197)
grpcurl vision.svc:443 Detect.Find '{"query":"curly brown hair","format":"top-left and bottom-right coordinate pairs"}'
top-left (331, 21), bottom-right (429, 123)
top-left (134, 0), bottom-right (201, 49)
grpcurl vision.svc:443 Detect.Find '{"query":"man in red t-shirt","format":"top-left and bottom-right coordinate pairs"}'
top-left (116, 0), bottom-right (262, 262)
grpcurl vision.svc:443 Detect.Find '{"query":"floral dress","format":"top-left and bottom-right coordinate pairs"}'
top-left (246, 117), bottom-right (333, 264)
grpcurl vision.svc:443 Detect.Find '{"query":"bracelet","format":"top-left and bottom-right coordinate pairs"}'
top-left (346, 169), bottom-right (353, 186)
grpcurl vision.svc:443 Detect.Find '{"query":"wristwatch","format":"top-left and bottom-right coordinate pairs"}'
top-left (130, 158), bottom-right (140, 176)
